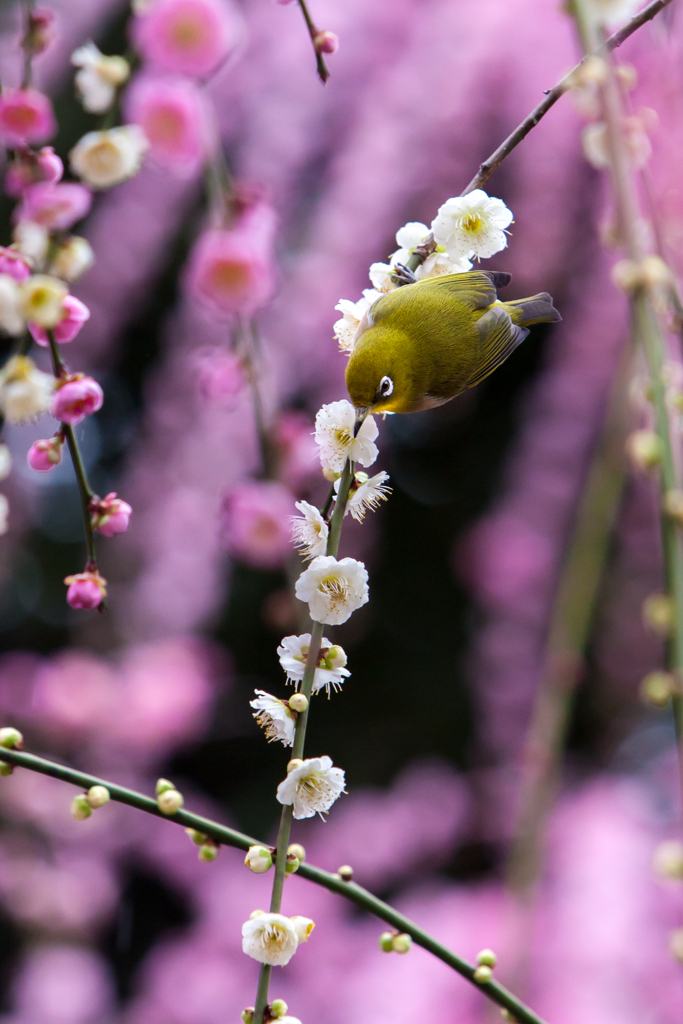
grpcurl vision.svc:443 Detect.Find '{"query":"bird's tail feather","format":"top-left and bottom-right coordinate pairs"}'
top-left (504, 293), bottom-right (561, 327)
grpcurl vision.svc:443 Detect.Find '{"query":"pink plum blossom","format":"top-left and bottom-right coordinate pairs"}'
top-left (89, 492), bottom-right (132, 536)
top-left (132, 0), bottom-right (239, 78)
top-left (17, 182), bottom-right (92, 231)
top-left (125, 75), bottom-right (210, 175)
top-left (27, 435), bottom-right (63, 472)
top-left (29, 294), bottom-right (91, 345)
top-left (222, 480), bottom-right (294, 569)
top-left (193, 346), bottom-right (244, 401)
top-left (5, 146), bottom-right (63, 197)
top-left (0, 89), bottom-right (56, 147)
top-left (50, 376), bottom-right (103, 425)
top-left (186, 202), bottom-right (277, 318)
top-left (63, 570), bottom-right (107, 610)
top-left (0, 246), bottom-right (31, 281)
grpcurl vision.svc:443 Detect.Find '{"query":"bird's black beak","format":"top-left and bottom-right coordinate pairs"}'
top-left (354, 407), bottom-right (370, 435)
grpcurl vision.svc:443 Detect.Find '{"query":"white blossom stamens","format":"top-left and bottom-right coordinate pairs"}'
top-left (314, 400), bottom-right (378, 473)
top-left (335, 470), bottom-right (391, 521)
top-left (431, 190), bottom-right (513, 261)
top-left (277, 634), bottom-right (350, 695)
top-left (250, 690), bottom-right (296, 747)
top-left (276, 755), bottom-right (346, 819)
top-left (290, 500), bottom-right (328, 560)
top-left (241, 912), bottom-right (300, 966)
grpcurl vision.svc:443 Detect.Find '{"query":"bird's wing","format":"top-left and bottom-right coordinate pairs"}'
top-left (415, 271), bottom-right (504, 311)
top-left (465, 305), bottom-right (529, 389)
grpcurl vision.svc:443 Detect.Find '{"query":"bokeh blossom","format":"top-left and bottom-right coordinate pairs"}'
top-left (133, 0), bottom-right (240, 78)
top-left (0, 89), bottom-right (56, 147)
top-left (0, 355), bottom-right (53, 423)
top-left (223, 480), bottom-right (294, 569)
top-left (126, 75), bottom-right (210, 175)
top-left (29, 294), bottom-right (90, 345)
top-left (70, 126), bottom-right (149, 189)
top-left (71, 42), bottom-right (130, 114)
top-left (17, 181), bottom-right (92, 231)
top-left (50, 376), bottom-right (104, 425)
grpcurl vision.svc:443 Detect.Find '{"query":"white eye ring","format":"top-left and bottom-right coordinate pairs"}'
top-left (379, 375), bottom-right (394, 397)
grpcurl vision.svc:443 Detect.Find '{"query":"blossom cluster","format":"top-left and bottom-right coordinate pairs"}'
top-left (333, 191), bottom-right (513, 353)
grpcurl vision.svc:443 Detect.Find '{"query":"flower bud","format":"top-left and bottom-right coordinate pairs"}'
top-left (270, 999), bottom-right (288, 1018)
top-left (28, 435), bottom-right (63, 472)
top-left (379, 931), bottom-right (395, 952)
top-left (156, 778), bottom-right (175, 795)
top-left (338, 864), bottom-right (353, 881)
top-left (50, 236), bottom-right (94, 282)
top-left (157, 788), bottom-right (184, 815)
top-left (641, 255), bottom-right (672, 290)
top-left (614, 62), bottom-right (637, 89)
top-left (322, 467), bottom-right (338, 482)
top-left (392, 933), bottom-right (412, 954)
top-left (0, 727), bottom-right (23, 749)
top-left (313, 29), bottom-right (339, 53)
top-left (198, 840), bottom-right (219, 862)
top-left (473, 965), bottom-right (492, 983)
top-left (642, 594), bottom-right (675, 638)
top-left (70, 794), bottom-right (92, 820)
top-left (611, 259), bottom-right (644, 293)
top-left (241, 1008), bottom-right (254, 1024)
top-left (501, 1012), bottom-right (519, 1023)
top-left (0, 762), bottom-right (14, 776)
top-left (51, 375), bottom-right (104, 426)
top-left (245, 845), bottom-right (273, 874)
top-left (249, 909), bottom-right (265, 919)
top-left (663, 489), bottom-right (683, 526)
top-left (186, 828), bottom-right (208, 845)
top-left (476, 948), bottom-right (497, 968)
top-left (653, 839), bottom-right (683, 880)
top-left (86, 785), bottom-right (110, 808)
top-left (290, 916), bottom-right (315, 942)
top-left (288, 693), bottom-right (308, 713)
top-left (64, 570), bottom-right (106, 610)
top-left (285, 853), bottom-right (300, 875)
top-left (625, 429), bottom-right (663, 471)
top-left (640, 670), bottom-right (675, 707)
top-left (287, 843), bottom-right (306, 862)
top-left (19, 274), bottom-right (68, 327)
top-left (287, 758), bottom-right (304, 773)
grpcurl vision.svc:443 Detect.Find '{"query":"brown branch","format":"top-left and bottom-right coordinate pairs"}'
top-left (406, 0), bottom-right (674, 273)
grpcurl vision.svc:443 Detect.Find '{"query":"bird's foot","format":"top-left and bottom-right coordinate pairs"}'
top-left (391, 263), bottom-right (418, 286)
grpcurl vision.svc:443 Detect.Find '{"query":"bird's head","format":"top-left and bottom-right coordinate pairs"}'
top-left (345, 325), bottom-right (418, 415)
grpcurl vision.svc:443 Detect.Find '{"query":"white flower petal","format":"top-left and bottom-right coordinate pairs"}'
top-left (291, 500), bottom-right (328, 560)
top-left (314, 400), bottom-right (379, 473)
top-left (250, 690), bottom-right (295, 747)
top-left (431, 190), bottom-right (513, 261)
top-left (242, 913), bottom-right (299, 965)
top-left (294, 555), bottom-right (369, 626)
top-left (276, 755), bottom-right (346, 819)
top-left (277, 633), bottom-right (350, 695)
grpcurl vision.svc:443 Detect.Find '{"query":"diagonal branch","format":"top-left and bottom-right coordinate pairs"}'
top-left (407, 0), bottom-right (674, 273)
top-left (0, 745), bottom-right (548, 1024)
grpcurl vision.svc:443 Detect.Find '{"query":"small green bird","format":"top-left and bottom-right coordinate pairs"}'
top-left (345, 270), bottom-right (561, 415)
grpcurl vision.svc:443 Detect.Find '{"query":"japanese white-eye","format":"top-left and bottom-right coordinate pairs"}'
top-left (345, 271), bottom-right (560, 415)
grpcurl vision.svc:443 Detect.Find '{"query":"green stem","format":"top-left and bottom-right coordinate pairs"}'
top-left (0, 745), bottom-right (547, 1024)
top-left (253, 455), bottom-right (355, 1023)
top-left (295, 0), bottom-right (330, 84)
top-left (46, 332), bottom-right (97, 566)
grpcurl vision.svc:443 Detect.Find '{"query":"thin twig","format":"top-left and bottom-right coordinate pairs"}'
top-left (0, 745), bottom-right (548, 1024)
top-left (295, 0), bottom-right (330, 84)
top-left (406, 0), bottom-right (674, 274)
top-left (46, 332), bottom-right (97, 566)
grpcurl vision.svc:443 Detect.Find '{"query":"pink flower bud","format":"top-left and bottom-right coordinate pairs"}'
top-left (0, 246), bottom-right (31, 281)
top-left (27, 435), bottom-right (63, 471)
top-left (50, 376), bottom-right (103, 425)
top-left (17, 182), bottom-right (92, 231)
top-left (314, 30), bottom-right (339, 54)
top-left (63, 570), bottom-right (107, 610)
top-left (5, 146), bottom-right (64, 197)
top-left (24, 8), bottom-right (56, 55)
top-left (89, 492), bottom-right (132, 537)
top-left (30, 295), bottom-right (91, 345)
top-left (0, 89), bottom-right (56, 147)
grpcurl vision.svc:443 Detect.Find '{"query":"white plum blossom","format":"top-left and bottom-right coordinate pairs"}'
top-left (70, 126), bottom-right (149, 189)
top-left (50, 236), bottom-right (95, 282)
top-left (0, 494), bottom-right (8, 536)
top-left (0, 275), bottom-right (25, 336)
top-left (389, 221), bottom-right (473, 280)
top-left (277, 633), bottom-right (350, 695)
top-left (0, 356), bottom-right (54, 424)
top-left (276, 755), bottom-right (346, 819)
top-left (250, 690), bottom-right (296, 747)
top-left (291, 500), bottom-right (328, 560)
top-left (368, 262), bottom-right (396, 293)
top-left (19, 274), bottom-right (67, 328)
top-left (314, 400), bottom-right (378, 473)
top-left (581, 118), bottom-right (651, 171)
top-left (431, 190), bottom-right (513, 260)
top-left (242, 912), bottom-right (300, 966)
top-left (13, 221), bottom-right (49, 267)
top-left (295, 555), bottom-right (369, 625)
top-left (290, 916), bottom-right (315, 943)
top-left (335, 470), bottom-right (391, 521)
top-left (333, 290), bottom-right (380, 353)
top-left (71, 43), bottom-right (130, 114)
